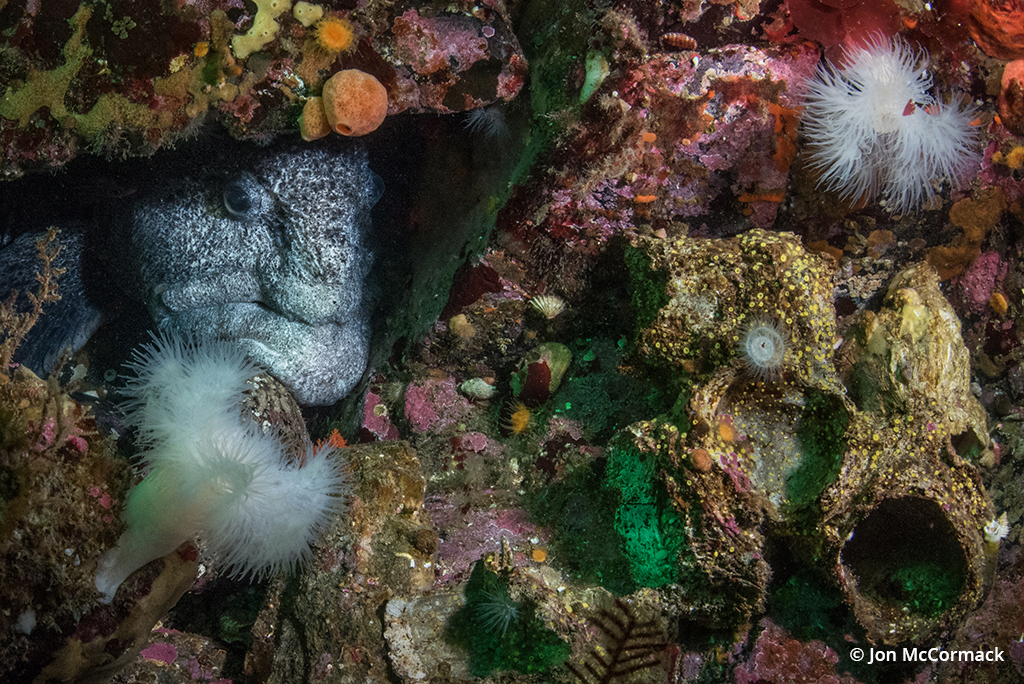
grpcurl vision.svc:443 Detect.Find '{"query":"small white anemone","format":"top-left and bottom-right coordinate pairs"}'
top-left (464, 105), bottom-right (510, 140)
top-left (738, 315), bottom-right (787, 381)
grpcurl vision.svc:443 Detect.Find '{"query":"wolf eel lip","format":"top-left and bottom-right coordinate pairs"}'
top-left (159, 279), bottom-right (351, 326)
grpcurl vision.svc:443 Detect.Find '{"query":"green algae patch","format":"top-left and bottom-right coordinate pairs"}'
top-left (624, 245), bottom-right (670, 333)
top-left (604, 443), bottom-right (685, 589)
top-left (448, 563), bottom-right (570, 677)
top-left (525, 462), bottom-right (635, 595)
top-left (785, 390), bottom-right (848, 512)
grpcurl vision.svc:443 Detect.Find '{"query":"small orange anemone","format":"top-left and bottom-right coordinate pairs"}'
top-left (315, 16), bottom-right (356, 54)
top-left (503, 402), bottom-right (532, 435)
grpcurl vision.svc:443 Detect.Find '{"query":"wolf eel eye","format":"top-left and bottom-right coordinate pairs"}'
top-left (223, 177), bottom-right (256, 219)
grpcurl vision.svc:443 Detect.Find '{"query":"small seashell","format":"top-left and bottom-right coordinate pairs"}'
top-left (530, 294), bottom-right (566, 320)
top-left (460, 377), bottom-right (496, 399)
top-left (661, 32), bottom-right (697, 50)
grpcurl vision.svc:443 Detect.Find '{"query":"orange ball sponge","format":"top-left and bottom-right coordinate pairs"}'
top-left (321, 69), bottom-right (388, 137)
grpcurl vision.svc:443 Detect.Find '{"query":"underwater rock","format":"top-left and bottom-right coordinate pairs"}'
top-left (33, 545), bottom-right (200, 684)
top-left (684, 365), bottom-right (852, 525)
top-left (630, 229), bottom-right (840, 389)
top-left (0, 363), bottom-right (134, 682)
top-left (384, 592), bottom-right (470, 681)
top-left (680, 359), bottom-right (993, 644)
top-left (734, 619), bottom-right (861, 684)
top-left (247, 442), bottom-right (435, 684)
top-left (818, 263), bottom-right (996, 643)
top-left (496, 40), bottom-right (819, 299)
top-left (842, 263), bottom-right (992, 464)
top-left (110, 627), bottom-right (230, 683)
top-left (0, 0), bottom-right (526, 177)
top-left (630, 229), bottom-right (996, 641)
top-left (613, 419), bottom-right (773, 628)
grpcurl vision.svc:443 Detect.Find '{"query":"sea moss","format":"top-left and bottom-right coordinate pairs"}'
top-left (784, 389), bottom-right (848, 514)
top-left (448, 563), bottom-right (571, 677)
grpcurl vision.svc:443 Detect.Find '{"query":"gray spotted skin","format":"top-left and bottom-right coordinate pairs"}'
top-left (131, 146), bottom-right (379, 405)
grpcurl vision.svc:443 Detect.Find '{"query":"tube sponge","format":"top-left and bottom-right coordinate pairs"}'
top-left (801, 36), bottom-right (980, 214)
top-left (94, 333), bottom-right (349, 603)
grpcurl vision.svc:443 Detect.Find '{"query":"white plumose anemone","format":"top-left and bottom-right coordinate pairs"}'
top-left (802, 36), bottom-right (980, 214)
top-left (95, 333), bottom-right (349, 603)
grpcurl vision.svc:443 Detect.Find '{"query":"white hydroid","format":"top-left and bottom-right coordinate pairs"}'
top-left (802, 36), bottom-right (980, 214)
top-left (95, 333), bottom-right (349, 603)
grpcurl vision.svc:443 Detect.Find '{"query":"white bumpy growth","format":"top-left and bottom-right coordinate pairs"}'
top-left (94, 333), bottom-right (349, 603)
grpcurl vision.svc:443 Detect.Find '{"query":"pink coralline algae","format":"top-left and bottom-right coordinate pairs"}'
top-left (734, 620), bottom-right (862, 684)
top-left (392, 11), bottom-right (490, 76)
top-left (652, 44), bottom-right (820, 231)
top-left (956, 251), bottom-right (1008, 316)
top-left (980, 136), bottom-right (1024, 205)
top-left (29, 417), bottom-right (55, 452)
top-left (386, 7), bottom-right (526, 112)
top-left (499, 41), bottom-right (821, 277)
top-left (362, 390), bottom-right (400, 441)
top-left (89, 487), bottom-right (115, 517)
top-left (457, 431), bottom-right (489, 453)
top-left (140, 642), bottom-right (178, 666)
top-left (0, 0), bottom-right (526, 176)
top-left (425, 500), bottom-right (550, 586)
top-left (720, 452), bottom-right (752, 494)
top-left (403, 379), bottom-right (473, 434)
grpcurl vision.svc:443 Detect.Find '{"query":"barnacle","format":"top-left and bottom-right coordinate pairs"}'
top-left (529, 294), bottom-right (566, 320)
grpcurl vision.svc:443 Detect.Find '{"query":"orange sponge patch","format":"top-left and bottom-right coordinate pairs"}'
top-left (299, 96), bottom-right (331, 141)
top-left (322, 69), bottom-right (388, 136)
top-left (315, 16), bottom-right (356, 54)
